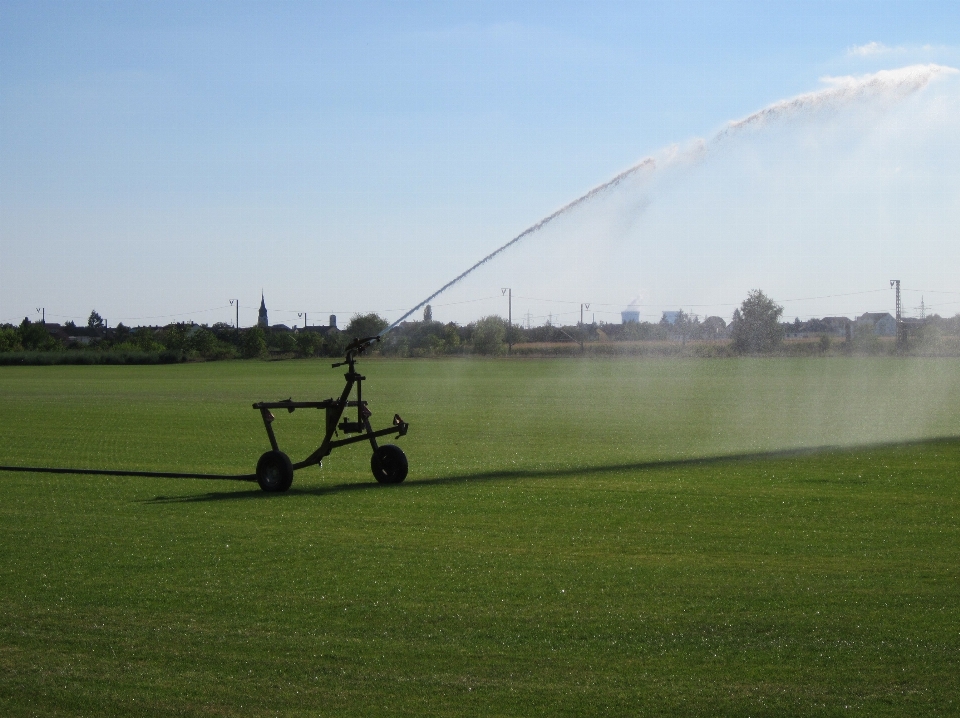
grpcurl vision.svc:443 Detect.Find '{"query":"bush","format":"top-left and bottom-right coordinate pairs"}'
top-left (472, 316), bottom-right (506, 356)
top-left (242, 327), bottom-right (268, 359)
top-left (131, 327), bottom-right (164, 353)
top-left (345, 313), bottom-right (388, 340)
top-left (296, 332), bottom-right (324, 358)
top-left (18, 318), bottom-right (60, 352)
top-left (323, 330), bottom-right (346, 358)
top-left (269, 331), bottom-right (297, 354)
top-left (0, 326), bottom-right (22, 352)
top-left (159, 324), bottom-right (189, 352)
top-left (849, 324), bottom-right (882, 354)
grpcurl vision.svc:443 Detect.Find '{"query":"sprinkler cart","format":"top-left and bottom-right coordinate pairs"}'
top-left (0, 335), bottom-right (408, 491)
top-left (251, 335), bottom-right (409, 492)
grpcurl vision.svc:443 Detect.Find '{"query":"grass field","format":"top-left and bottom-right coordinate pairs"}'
top-left (1, 357), bottom-right (959, 716)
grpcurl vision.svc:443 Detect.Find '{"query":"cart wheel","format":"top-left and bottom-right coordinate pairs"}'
top-left (371, 444), bottom-right (407, 484)
top-left (256, 450), bottom-right (294, 492)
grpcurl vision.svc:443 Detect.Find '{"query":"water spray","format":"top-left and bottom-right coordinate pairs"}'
top-left (2, 66), bottom-right (953, 492)
top-left (380, 64), bottom-right (955, 336)
top-left (378, 158), bottom-right (657, 335)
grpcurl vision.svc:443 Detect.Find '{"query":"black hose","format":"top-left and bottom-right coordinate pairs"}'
top-left (0, 465), bottom-right (257, 482)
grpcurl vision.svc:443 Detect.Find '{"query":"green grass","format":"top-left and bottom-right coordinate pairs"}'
top-left (1, 357), bottom-right (959, 716)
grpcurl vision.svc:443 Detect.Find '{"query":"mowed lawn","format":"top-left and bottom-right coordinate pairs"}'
top-left (1, 357), bottom-right (959, 716)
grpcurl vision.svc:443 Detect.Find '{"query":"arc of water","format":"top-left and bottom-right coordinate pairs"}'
top-left (380, 64), bottom-right (956, 337)
top-left (379, 158), bottom-right (656, 334)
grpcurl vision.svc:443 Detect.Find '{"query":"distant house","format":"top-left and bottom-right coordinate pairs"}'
top-left (856, 312), bottom-right (897, 336)
top-left (42, 323), bottom-right (69, 340)
top-left (783, 316), bottom-right (851, 340)
top-left (297, 315), bottom-right (339, 337)
top-left (39, 322), bottom-right (93, 345)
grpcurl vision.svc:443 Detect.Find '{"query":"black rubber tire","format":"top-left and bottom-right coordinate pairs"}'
top-left (256, 450), bottom-right (294, 492)
top-left (371, 444), bottom-right (408, 484)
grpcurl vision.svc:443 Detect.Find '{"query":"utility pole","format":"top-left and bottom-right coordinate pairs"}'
top-left (890, 280), bottom-right (902, 349)
top-left (36, 307), bottom-right (44, 324)
top-left (229, 299), bottom-right (239, 332)
top-left (580, 303), bottom-right (590, 326)
top-left (502, 288), bottom-right (512, 354)
top-left (298, 312), bottom-right (307, 328)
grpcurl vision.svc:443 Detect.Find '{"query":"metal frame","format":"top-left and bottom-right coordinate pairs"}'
top-left (252, 336), bottom-right (408, 472)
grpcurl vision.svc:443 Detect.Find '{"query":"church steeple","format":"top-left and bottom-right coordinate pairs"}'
top-left (258, 292), bottom-right (268, 328)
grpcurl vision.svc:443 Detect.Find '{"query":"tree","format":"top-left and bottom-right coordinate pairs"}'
top-left (186, 327), bottom-right (216, 355)
top-left (423, 305), bottom-right (433, 322)
top-left (87, 310), bottom-right (105, 330)
top-left (131, 327), bottom-right (162, 353)
top-left (443, 322), bottom-right (462, 353)
top-left (323, 330), bottom-right (346, 357)
top-left (112, 322), bottom-right (130, 343)
top-left (159, 323), bottom-right (188, 351)
top-left (673, 310), bottom-right (700, 345)
top-left (702, 316), bottom-right (727, 340)
top-left (270, 331), bottom-right (297, 354)
top-left (242, 326), bottom-right (268, 358)
top-left (210, 322), bottom-right (238, 343)
top-left (730, 290), bottom-right (784, 354)
top-left (505, 321), bottom-right (523, 349)
top-left (345, 313), bottom-right (388, 340)
top-left (472, 315), bottom-right (506, 355)
top-left (295, 331), bottom-right (324, 358)
top-left (0, 326), bottom-right (22, 352)
top-left (18, 317), bottom-right (59, 351)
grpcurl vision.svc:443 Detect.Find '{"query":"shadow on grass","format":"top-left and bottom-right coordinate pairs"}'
top-left (142, 435), bottom-right (960, 504)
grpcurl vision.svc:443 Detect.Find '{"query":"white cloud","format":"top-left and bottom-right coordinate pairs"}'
top-left (847, 41), bottom-right (892, 57)
top-left (845, 42), bottom-right (958, 59)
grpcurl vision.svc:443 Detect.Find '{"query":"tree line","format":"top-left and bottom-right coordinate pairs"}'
top-left (4, 291), bottom-right (956, 364)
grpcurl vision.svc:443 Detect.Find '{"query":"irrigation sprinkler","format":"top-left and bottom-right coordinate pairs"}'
top-left (0, 335), bottom-right (410, 493)
top-left (251, 335), bottom-right (409, 492)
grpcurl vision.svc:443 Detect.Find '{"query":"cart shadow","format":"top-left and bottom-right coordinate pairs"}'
top-left (142, 435), bottom-right (960, 504)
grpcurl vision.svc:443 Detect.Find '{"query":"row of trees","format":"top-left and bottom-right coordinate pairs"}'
top-left (7, 291), bottom-right (909, 360)
top-left (0, 317), bottom-right (350, 360)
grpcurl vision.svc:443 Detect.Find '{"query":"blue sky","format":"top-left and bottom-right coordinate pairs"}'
top-left (2, 1), bottom-right (960, 328)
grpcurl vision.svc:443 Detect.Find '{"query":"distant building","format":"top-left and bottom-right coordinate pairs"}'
top-left (786, 316), bottom-right (851, 340)
top-left (621, 310), bottom-right (640, 324)
top-left (856, 312), bottom-right (896, 336)
top-left (258, 293), bottom-right (268, 328)
top-left (298, 314), bottom-right (339, 337)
